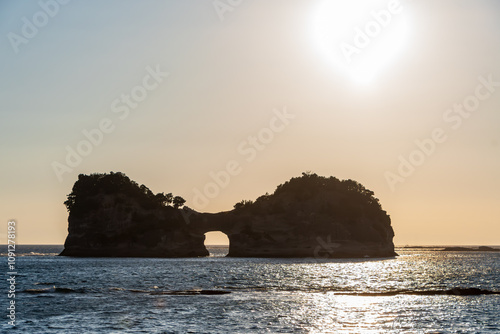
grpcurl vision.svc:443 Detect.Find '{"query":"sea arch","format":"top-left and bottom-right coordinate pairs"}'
top-left (203, 231), bottom-right (229, 257)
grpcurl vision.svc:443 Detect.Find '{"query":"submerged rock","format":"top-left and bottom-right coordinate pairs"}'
top-left (60, 172), bottom-right (396, 258)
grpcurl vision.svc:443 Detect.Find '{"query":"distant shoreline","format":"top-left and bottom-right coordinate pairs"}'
top-left (396, 245), bottom-right (500, 252)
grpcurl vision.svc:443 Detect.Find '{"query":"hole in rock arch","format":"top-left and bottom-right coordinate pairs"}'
top-left (204, 231), bottom-right (229, 257)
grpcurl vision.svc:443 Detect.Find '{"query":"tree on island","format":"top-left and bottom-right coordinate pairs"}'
top-left (64, 172), bottom-right (185, 214)
top-left (173, 196), bottom-right (186, 209)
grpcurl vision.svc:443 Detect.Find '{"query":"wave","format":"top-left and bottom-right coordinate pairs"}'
top-left (149, 289), bottom-right (231, 295)
top-left (0, 252), bottom-right (60, 257)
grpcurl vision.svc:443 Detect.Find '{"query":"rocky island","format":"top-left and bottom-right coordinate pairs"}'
top-left (60, 172), bottom-right (396, 258)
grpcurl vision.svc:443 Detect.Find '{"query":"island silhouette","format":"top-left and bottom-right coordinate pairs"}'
top-left (60, 172), bottom-right (396, 258)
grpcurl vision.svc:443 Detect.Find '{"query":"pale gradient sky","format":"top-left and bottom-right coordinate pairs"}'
top-left (1, 0), bottom-right (499, 246)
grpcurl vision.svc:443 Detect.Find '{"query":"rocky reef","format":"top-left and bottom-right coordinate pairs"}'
top-left (60, 172), bottom-right (396, 258)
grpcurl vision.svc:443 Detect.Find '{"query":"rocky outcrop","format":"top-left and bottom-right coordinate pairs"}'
top-left (60, 172), bottom-right (397, 258)
top-left (187, 211), bottom-right (395, 258)
top-left (60, 172), bottom-right (207, 257)
top-left (187, 173), bottom-right (396, 258)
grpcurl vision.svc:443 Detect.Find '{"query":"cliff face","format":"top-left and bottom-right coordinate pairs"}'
top-left (191, 213), bottom-right (395, 258)
top-left (60, 172), bottom-right (396, 258)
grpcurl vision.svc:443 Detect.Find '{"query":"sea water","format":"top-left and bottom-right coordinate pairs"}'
top-left (1, 246), bottom-right (499, 333)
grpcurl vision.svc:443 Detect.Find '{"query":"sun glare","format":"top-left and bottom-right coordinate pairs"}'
top-left (312, 0), bottom-right (412, 85)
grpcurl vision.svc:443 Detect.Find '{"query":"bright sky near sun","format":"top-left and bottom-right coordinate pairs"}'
top-left (1, 0), bottom-right (500, 246)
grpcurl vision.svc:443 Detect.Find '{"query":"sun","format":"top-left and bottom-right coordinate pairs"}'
top-left (311, 0), bottom-right (412, 85)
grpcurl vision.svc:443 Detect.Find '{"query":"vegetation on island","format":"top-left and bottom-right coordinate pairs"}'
top-left (234, 172), bottom-right (387, 219)
top-left (64, 172), bottom-right (185, 215)
top-left (231, 172), bottom-right (392, 243)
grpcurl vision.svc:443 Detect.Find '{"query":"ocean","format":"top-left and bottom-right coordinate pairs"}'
top-left (1, 245), bottom-right (499, 333)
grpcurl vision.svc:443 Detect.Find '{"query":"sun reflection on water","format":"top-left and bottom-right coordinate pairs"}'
top-left (252, 251), bottom-right (498, 332)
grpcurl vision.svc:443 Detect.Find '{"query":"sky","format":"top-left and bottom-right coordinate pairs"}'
top-left (1, 0), bottom-right (499, 246)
